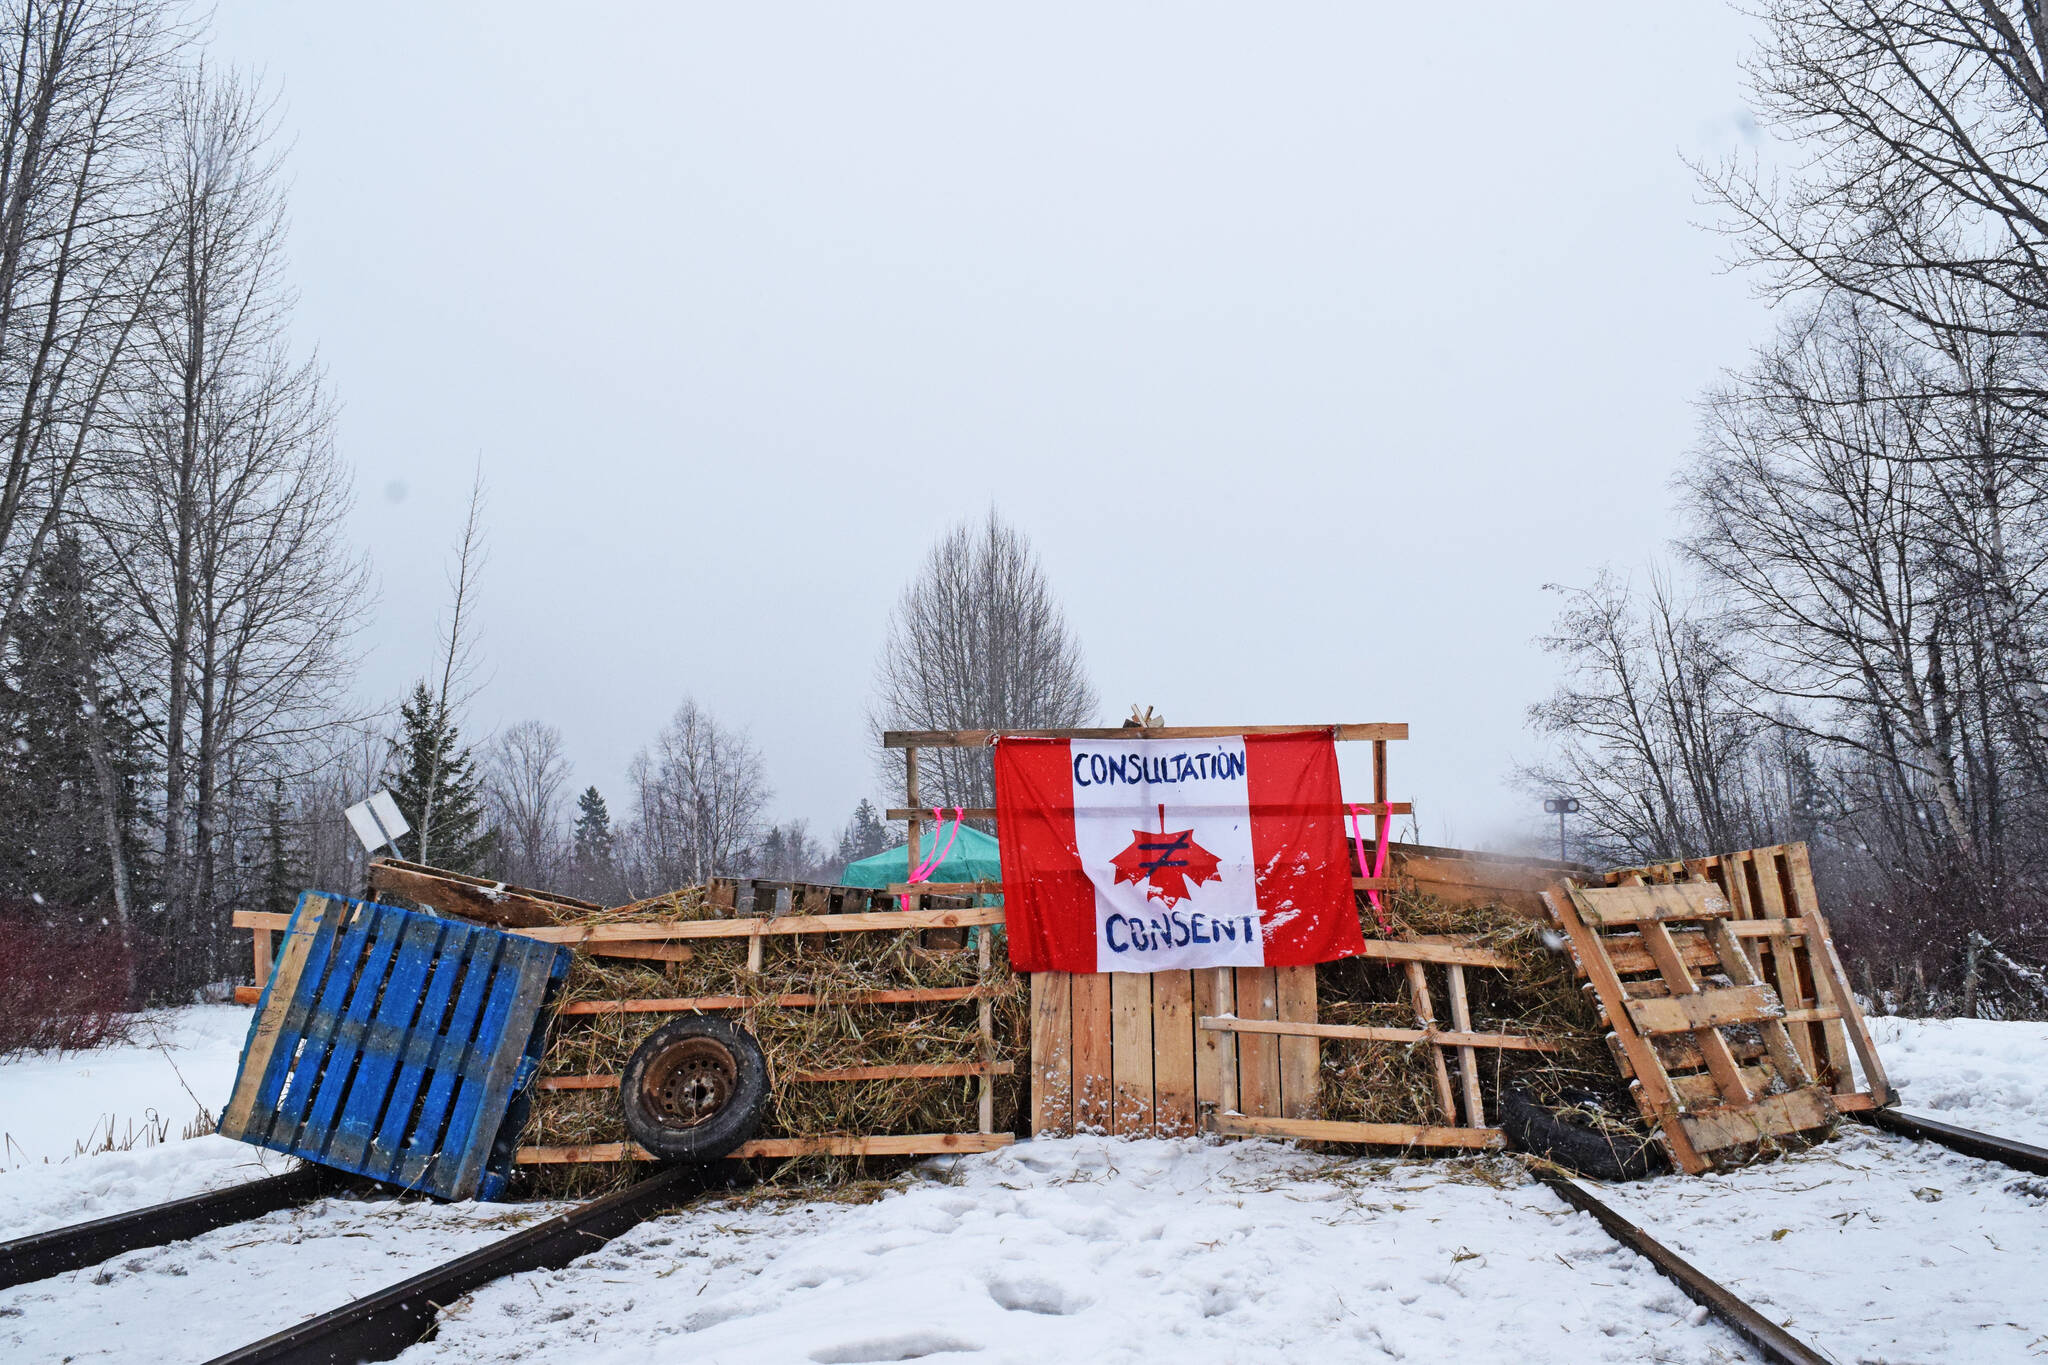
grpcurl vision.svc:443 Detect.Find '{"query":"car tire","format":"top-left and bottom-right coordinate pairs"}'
top-left (618, 1016), bottom-right (770, 1162)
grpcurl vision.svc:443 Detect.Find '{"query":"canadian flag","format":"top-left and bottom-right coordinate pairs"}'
top-left (994, 731), bottom-right (1366, 973)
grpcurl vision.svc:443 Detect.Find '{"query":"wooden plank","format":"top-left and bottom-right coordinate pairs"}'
top-left (220, 894), bottom-right (340, 1139)
top-left (1669, 1066), bottom-right (1778, 1110)
top-left (515, 1133), bottom-right (1017, 1164)
top-left (556, 985), bottom-right (1004, 1015)
top-left (1030, 972), bottom-right (1074, 1137)
top-left (883, 723), bottom-right (1408, 748)
top-left (252, 927), bottom-right (274, 986)
top-left (1403, 962), bottom-right (1457, 1123)
top-left (1443, 964), bottom-right (1485, 1126)
top-left (1275, 965), bottom-right (1319, 1121)
top-left (1681, 1087), bottom-right (1837, 1154)
top-left (1728, 918), bottom-right (1813, 938)
top-left (326, 913), bottom-right (452, 1169)
top-left (903, 747), bottom-right (921, 914)
top-left (1356, 939), bottom-right (1516, 969)
top-left (1200, 1016), bottom-right (1560, 1052)
top-left (1071, 971), bottom-right (1113, 1133)
top-left (396, 934), bottom-right (512, 1189)
top-left (977, 926), bottom-right (996, 1134)
top-left (1191, 967), bottom-right (1236, 1122)
top-left (1548, 888), bottom-right (1705, 1173)
top-left (1788, 842), bottom-right (1890, 1105)
top-left (523, 905), bottom-right (1007, 945)
top-left (1573, 882), bottom-right (1736, 926)
top-left (884, 881), bottom-right (1003, 896)
top-left (1110, 972), bottom-right (1155, 1136)
top-left (590, 942), bottom-right (696, 964)
top-left (1624, 986), bottom-right (1782, 1036)
top-left (1599, 932), bottom-right (1719, 976)
top-left (1704, 917), bottom-right (1812, 1090)
top-left (1233, 967), bottom-right (1281, 1119)
top-left (537, 1064), bottom-right (1020, 1088)
top-left (1209, 1114), bottom-right (1503, 1149)
top-left (1151, 971), bottom-right (1198, 1136)
top-left (233, 984), bottom-right (261, 1005)
top-left (1636, 919), bottom-right (1752, 1107)
top-left (367, 858), bottom-right (601, 929)
top-left (1742, 847), bottom-right (1819, 1078)
top-left (299, 905), bottom-right (412, 1153)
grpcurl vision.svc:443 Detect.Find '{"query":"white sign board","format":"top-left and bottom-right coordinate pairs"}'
top-left (344, 789), bottom-right (411, 855)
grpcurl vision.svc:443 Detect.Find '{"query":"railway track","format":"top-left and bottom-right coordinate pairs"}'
top-left (0, 1106), bottom-right (2036, 1365)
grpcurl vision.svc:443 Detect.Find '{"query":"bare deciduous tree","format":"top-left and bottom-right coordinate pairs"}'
top-left (625, 698), bottom-right (769, 889)
top-left (870, 509), bottom-right (1096, 813)
top-left (0, 0), bottom-right (182, 661)
top-left (485, 719), bottom-right (570, 887)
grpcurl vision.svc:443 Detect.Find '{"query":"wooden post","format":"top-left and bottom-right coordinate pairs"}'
top-left (1444, 964), bottom-right (1485, 1127)
top-left (252, 927), bottom-right (274, 988)
top-left (1372, 739), bottom-right (1388, 816)
top-left (1405, 962), bottom-right (1457, 1123)
top-left (903, 747), bottom-right (921, 914)
top-left (978, 924), bottom-right (995, 1133)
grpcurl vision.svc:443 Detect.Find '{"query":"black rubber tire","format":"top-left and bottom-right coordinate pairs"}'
top-left (1499, 1087), bottom-right (1667, 1182)
top-left (618, 1016), bottom-right (770, 1162)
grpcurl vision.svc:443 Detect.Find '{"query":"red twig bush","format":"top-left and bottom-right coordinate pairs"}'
top-left (0, 898), bottom-right (135, 1058)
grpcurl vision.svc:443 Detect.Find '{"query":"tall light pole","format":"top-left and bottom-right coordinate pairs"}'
top-left (1542, 796), bottom-right (1580, 863)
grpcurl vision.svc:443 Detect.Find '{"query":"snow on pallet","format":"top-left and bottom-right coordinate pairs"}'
top-left (217, 892), bottom-right (569, 1200)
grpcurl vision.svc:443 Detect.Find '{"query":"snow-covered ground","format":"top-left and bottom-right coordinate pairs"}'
top-left (1, 1007), bottom-right (2044, 1364)
top-left (1, 1005), bottom-right (250, 1172)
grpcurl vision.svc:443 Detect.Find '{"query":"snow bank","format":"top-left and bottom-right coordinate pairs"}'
top-left (407, 1137), bottom-right (1757, 1365)
top-left (1868, 1015), bottom-right (2048, 1146)
top-left (0, 1005), bottom-right (249, 1173)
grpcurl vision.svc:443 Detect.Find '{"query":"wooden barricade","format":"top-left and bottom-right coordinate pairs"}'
top-left (1028, 965), bottom-right (1321, 1138)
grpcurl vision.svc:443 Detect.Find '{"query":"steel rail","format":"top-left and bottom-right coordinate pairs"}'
top-left (0, 1165), bottom-right (342, 1291)
top-left (1530, 1167), bottom-right (1832, 1365)
top-left (203, 1161), bottom-right (737, 1365)
top-left (1864, 1108), bottom-right (2048, 1177)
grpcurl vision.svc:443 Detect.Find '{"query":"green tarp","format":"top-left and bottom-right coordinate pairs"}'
top-left (840, 823), bottom-right (1001, 889)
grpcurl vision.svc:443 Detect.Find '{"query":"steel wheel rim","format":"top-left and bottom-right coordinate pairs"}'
top-left (638, 1036), bottom-right (738, 1129)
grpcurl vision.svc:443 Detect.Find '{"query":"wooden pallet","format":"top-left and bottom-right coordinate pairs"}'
top-left (1544, 878), bottom-right (1839, 1174)
top-left (218, 892), bottom-right (570, 1200)
top-left (1597, 844), bottom-right (1890, 1113)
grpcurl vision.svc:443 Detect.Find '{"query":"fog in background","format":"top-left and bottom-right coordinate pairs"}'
top-left (203, 3), bottom-right (1771, 850)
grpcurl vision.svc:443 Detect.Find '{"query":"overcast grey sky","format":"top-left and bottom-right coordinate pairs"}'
top-left (206, 3), bottom-right (1772, 853)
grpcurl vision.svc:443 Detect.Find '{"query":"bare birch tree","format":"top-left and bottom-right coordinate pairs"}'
top-left (0, 0), bottom-right (182, 662)
top-left (870, 509), bottom-right (1096, 813)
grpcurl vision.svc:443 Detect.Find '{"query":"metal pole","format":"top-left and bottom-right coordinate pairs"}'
top-left (1558, 809), bottom-right (1567, 863)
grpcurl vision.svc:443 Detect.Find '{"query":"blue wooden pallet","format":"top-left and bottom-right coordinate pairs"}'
top-left (218, 891), bottom-right (570, 1200)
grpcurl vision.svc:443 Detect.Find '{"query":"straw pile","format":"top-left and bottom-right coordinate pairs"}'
top-left (1314, 888), bottom-right (1627, 1130)
top-left (520, 887), bottom-right (1027, 1197)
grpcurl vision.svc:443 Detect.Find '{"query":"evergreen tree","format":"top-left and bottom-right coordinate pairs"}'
top-left (388, 680), bottom-right (496, 873)
top-left (260, 778), bottom-right (301, 916)
top-left (834, 799), bottom-right (893, 867)
top-left (572, 785), bottom-right (614, 864)
top-left (0, 536), bottom-right (151, 918)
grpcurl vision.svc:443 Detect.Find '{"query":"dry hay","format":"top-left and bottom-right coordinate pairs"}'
top-left (517, 887), bottom-right (1026, 1197)
top-left (1313, 889), bottom-right (1636, 1138)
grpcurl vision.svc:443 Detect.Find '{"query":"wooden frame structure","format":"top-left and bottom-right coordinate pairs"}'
top-left (236, 890), bottom-right (1017, 1164)
top-left (886, 722), bottom-right (1549, 1151)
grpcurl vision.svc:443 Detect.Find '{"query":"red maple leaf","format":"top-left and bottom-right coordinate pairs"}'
top-left (1110, 805), bottom-right (1223, 906)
